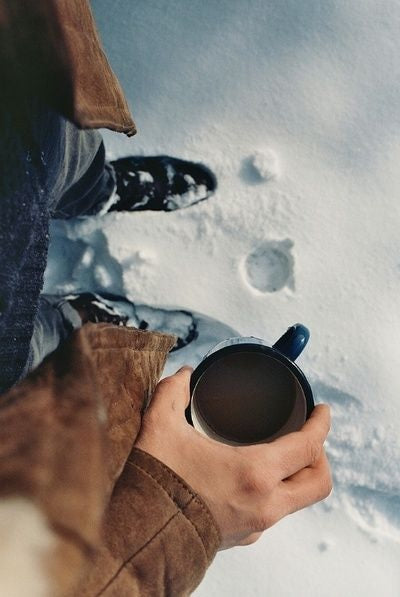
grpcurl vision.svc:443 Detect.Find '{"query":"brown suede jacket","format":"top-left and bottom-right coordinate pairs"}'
top-left (0, 325), bottom-right (220, 596)
top-left (0, 1), bottom-right (221, 595)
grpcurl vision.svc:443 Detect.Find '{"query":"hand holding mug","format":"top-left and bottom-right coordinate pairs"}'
top-left (135, 367), bottom-right (332, 550)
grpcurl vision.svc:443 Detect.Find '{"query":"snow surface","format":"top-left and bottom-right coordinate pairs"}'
top-left (44, 1), bottom-right (400, 595)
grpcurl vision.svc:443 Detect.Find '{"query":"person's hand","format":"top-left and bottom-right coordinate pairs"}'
top-left (135, 366), bottom-right (332, 550)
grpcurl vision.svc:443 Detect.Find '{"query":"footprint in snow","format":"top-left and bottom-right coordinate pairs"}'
top-left (241, 239), bottom-right (295, 293)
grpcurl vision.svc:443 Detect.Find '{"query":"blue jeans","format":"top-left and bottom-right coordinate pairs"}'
top-left (0, 101), bottom-right (116, 385)
top-left (24, 295), bottom-right (83, 375)
top-left (30, 120), bottom-right (120, 375)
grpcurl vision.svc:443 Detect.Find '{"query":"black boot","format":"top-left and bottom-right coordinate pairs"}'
top-left (66, 292), bottom-right (239, 360)
top-left (66, 292), bottom-right (197, 351)
top-left (103, 155), bottom-right (217, 213)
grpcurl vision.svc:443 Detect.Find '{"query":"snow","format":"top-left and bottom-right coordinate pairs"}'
top-left (241, 239), bottom-right (295, 293)
top-left (44, 1), bottom-right (400, 595)
top-left (248, 149), bottom-right (281, 182)
top-left (137, 170), bottom-right (154, 184)
top-left (166, 183), bottom-right (209, 210)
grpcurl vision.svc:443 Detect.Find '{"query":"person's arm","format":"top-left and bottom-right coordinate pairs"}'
top-left (77, 447), bottom-right (221, 596)
top-left (0, 325), bottom-right (219, 597)
top-left (78, 367), bottom-right (331, 595)
top-left (0, 326), bottom-right (331, 596)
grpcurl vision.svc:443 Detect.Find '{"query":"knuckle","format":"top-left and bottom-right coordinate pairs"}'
top-left (240, 465), bottom-right (268, 496)
top-left (157, 376), bottom-right (175, 391)
top-left (273, 450), bottom-right (293, 479)
top-left (305, 437), bottom-right (321, 465)
top-left (262, 473), bottom-right (275, 493)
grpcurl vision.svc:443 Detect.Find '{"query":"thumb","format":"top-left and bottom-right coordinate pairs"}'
top-left (149, 365), bottom-right (193, 417)
top-left (173, 366), bottom-right (194, 410)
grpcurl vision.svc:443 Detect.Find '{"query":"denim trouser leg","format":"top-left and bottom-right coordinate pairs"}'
top-left (0, 99), bottom-right (117, 391)
top-left (23, 114), bottom-right (116, 376)
top-left (25, 296), bottom-right (83, 373)
top-left (51, 128), bottom-right (116, 219)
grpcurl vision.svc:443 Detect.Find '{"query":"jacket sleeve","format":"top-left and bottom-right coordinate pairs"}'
top-left (78, 448), bottom-right (220, 596)
top-left (0, 323), bottom-right (221, 597)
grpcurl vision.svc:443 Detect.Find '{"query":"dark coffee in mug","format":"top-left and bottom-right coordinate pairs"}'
top-left (186, 325), bottom-right (314, 445)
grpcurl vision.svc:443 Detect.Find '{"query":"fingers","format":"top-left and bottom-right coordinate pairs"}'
top-left (229, 450), bottom-right (332, 539)
top-left (261, 404), bottom-right (331, 480)
top-left (147, 366), bottom-right (193, 417)
top-left (279, 450), bottom-right (332, 515)
top-left (275, 404), bottom-right (330, 477)
top-left (300, 404), bottom-right (331, 439)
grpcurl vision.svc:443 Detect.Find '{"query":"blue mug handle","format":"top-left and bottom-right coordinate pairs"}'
top-left (272, 323), bottom-right (310, 361)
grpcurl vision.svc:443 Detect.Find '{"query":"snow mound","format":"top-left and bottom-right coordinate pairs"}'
top-left (250, 149), bottom-right (281, 182)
